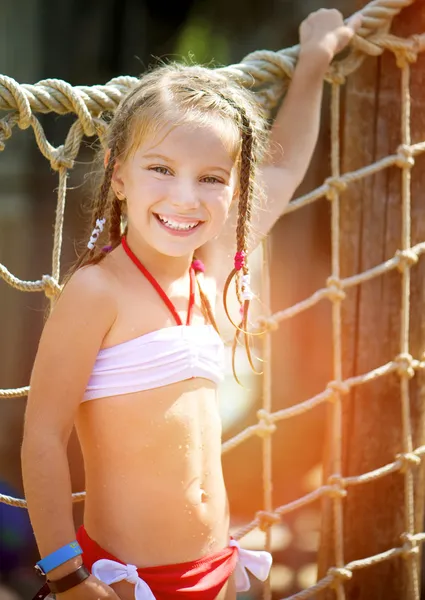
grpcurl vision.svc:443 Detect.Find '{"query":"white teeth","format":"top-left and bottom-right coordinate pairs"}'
top-left (157, 215), bottom-right (200, 231)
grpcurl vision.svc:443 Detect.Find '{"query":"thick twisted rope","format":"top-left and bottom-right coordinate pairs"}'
top-left (0, 0), bottom-right (419, 128)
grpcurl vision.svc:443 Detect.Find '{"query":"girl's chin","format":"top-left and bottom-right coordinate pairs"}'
top-left (149, 234), bottom-right (206, 258)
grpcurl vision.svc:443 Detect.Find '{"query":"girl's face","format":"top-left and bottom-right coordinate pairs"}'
top-left (112, 120), bottom-right (239, 258)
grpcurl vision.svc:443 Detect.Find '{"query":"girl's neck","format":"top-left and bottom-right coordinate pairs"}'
top-left (124, 228), bottom-right (194, 280)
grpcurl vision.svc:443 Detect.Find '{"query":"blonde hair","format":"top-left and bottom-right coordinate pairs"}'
top-left (68, 62), bottom-right (269, 379)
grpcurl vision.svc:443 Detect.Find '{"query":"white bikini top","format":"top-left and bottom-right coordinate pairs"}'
top-left (83, 325), bottom-right (224, 402)
top-left (82, 238), bottom-right (224, 402)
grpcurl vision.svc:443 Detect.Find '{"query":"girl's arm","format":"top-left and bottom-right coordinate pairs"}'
top-left (21, 265), bottom-right (117, 580)
top-left (210, 8), bottom-right (362, 278)
top-left (256, 10), bottom-right (362, 236)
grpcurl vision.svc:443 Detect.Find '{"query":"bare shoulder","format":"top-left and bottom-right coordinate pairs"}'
top-left (48, 261), bottom-right (120, 352)
top-left (59, 260), bottom-right (117, 302)
top-left (48, 263), bottom-right (117, 337)
top-left (23, 263), bottom-right (118, 443)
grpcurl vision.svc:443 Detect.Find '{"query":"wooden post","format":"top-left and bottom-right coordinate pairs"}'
top-left (317, 3), bottom-right (425, 599)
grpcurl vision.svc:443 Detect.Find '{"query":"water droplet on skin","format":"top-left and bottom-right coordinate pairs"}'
top-left (178, 445), bottom-right (183, 450)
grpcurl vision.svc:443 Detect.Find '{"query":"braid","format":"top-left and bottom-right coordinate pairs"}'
top-left (222, 105), bottom-right (262, 383)
top-left (62, 146), bottom-right (117, 285)
top-left (108, 196), bottom-right (122, 248)
top-left (236, 111), bottom-right (253, 274)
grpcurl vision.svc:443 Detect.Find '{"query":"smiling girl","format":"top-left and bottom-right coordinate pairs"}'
top-left (21, 9), bottom-right (361, 600)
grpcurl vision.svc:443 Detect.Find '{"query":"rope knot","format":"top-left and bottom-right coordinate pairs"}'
top-left (327, 68), bottom-right (346, 87)
top-left (396, 452), bottom-right (421, 473)
top-left (394, 47), bottom-right (418, 68)
top-left (328, 566), bottom-right (352, 585)
top-left (50, 146), bottom-right (74, 171)
top-left (395, 144), bottom-right (415, 169)
top-left (327, 474), bottom-right (347, 499)
top-left (326, 277), bottom-right (346, 302)
top-left (42, 275), bottom-right (61, 300)
top-left (351, 34), bottom-right (383, 57)
top-left (394, 353), bottom-right (415, 379)
top-left (256, 510), bottom-right (281, 532)
top-left (395, 248), bottom-right (418, 272)
top-left (256, 409), bottom-right (277, 438)
top-left (400, 532), bottom-right (419, 559)
top-left (411, 35), bottom-right (423, 61)
top-left (327, 380), bottom-right (350, 398)
top-left (256, 315), bottom-right (279, 333)
top-left (325, 177), bottom-right (348, 201)
top-left (0, 116), bottom-right (14, 151)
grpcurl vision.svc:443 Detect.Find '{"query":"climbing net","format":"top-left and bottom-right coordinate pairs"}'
top-left (1, 0), bottom-right (425, 598)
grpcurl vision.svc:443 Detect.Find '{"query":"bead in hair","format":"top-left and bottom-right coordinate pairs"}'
top-left (192, 259), bottom-right (205, 273)
top-left (87, 218), bottom-right (106, 249)
top-left (234, 251), bottom-right (246, 271)
top-left (241, 273), bottom-right (253, 301)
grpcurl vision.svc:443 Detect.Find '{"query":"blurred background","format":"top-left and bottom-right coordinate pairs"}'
top-left (0, 0), bottom-right (355, 598)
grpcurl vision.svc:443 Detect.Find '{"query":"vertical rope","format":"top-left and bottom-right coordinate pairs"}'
top-left (329, 77), bottom-right (346, 600)
top-left (397, 53), bottom-right (419, 600)
top-left (51, 165), bottom-right (67, 287)
top-left (261, 238), bottom-right (273, 600)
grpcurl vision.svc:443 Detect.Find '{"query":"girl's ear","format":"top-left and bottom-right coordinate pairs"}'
top-left (109, 156), bottom-right (125, 199)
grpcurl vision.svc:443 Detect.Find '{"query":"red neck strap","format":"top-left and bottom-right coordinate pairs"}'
top-left (121, 236), bottom-right (195, 327)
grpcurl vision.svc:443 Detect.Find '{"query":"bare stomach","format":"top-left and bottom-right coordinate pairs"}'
top-left (75, 379), bottom-right (230, 569)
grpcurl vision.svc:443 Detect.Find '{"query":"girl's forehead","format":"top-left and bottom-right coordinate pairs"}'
top-left (132, 118), bottom-right (240, 164)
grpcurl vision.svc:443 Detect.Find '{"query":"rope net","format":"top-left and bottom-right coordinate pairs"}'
top-left (1, 0), bottom-right (425, 598)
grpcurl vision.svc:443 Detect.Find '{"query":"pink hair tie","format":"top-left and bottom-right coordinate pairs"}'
top-left (192, 259), bottom-right (205, 273)
top-left (234, 251), bottom-right (246, 271)
top-left (102, 245), bottom-right (113, 253)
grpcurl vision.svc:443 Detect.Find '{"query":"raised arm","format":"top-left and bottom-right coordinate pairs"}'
top-left (210, 9), bottom-right (362, 283)
top-left (256, 10), bottom-right (362, 239)
top-left (21, 265), bottom-right (117, 585)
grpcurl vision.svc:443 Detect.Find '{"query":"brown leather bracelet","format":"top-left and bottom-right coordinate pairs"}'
top-left (47, 564), bottom-right (90, 593)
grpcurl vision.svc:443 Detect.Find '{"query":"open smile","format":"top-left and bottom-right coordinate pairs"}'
top-left (153, 213), bottom-right (204, 235)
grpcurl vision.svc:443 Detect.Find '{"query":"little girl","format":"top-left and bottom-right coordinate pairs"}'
top-left (21, 9), bottom-right (361, 600)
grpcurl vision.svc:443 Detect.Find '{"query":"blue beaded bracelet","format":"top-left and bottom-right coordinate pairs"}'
top-left (35, 541), bottom-right (83, 576)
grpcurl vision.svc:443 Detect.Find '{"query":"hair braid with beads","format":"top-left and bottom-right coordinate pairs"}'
top-left (64, 145), bottom-right (119, 284)
top-left (222, 103), bottom-right (262, 382)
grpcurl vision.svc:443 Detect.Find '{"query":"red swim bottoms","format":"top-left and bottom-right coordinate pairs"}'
top-left (76, 525), bottom-right (238, 600)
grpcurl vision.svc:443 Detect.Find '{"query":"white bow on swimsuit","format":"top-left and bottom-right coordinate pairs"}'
top-left (91, 540), bottom-right (273, 599)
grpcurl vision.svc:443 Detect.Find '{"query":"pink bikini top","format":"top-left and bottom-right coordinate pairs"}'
top-left (82, 238), bottom-right (224, 402)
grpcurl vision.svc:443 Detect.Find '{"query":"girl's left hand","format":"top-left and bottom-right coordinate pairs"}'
top-left (299, 9), bottom-right (363, 65)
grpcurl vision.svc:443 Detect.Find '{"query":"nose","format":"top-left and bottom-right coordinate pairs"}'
top-left (170, 178), bottom-right (200, 211)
